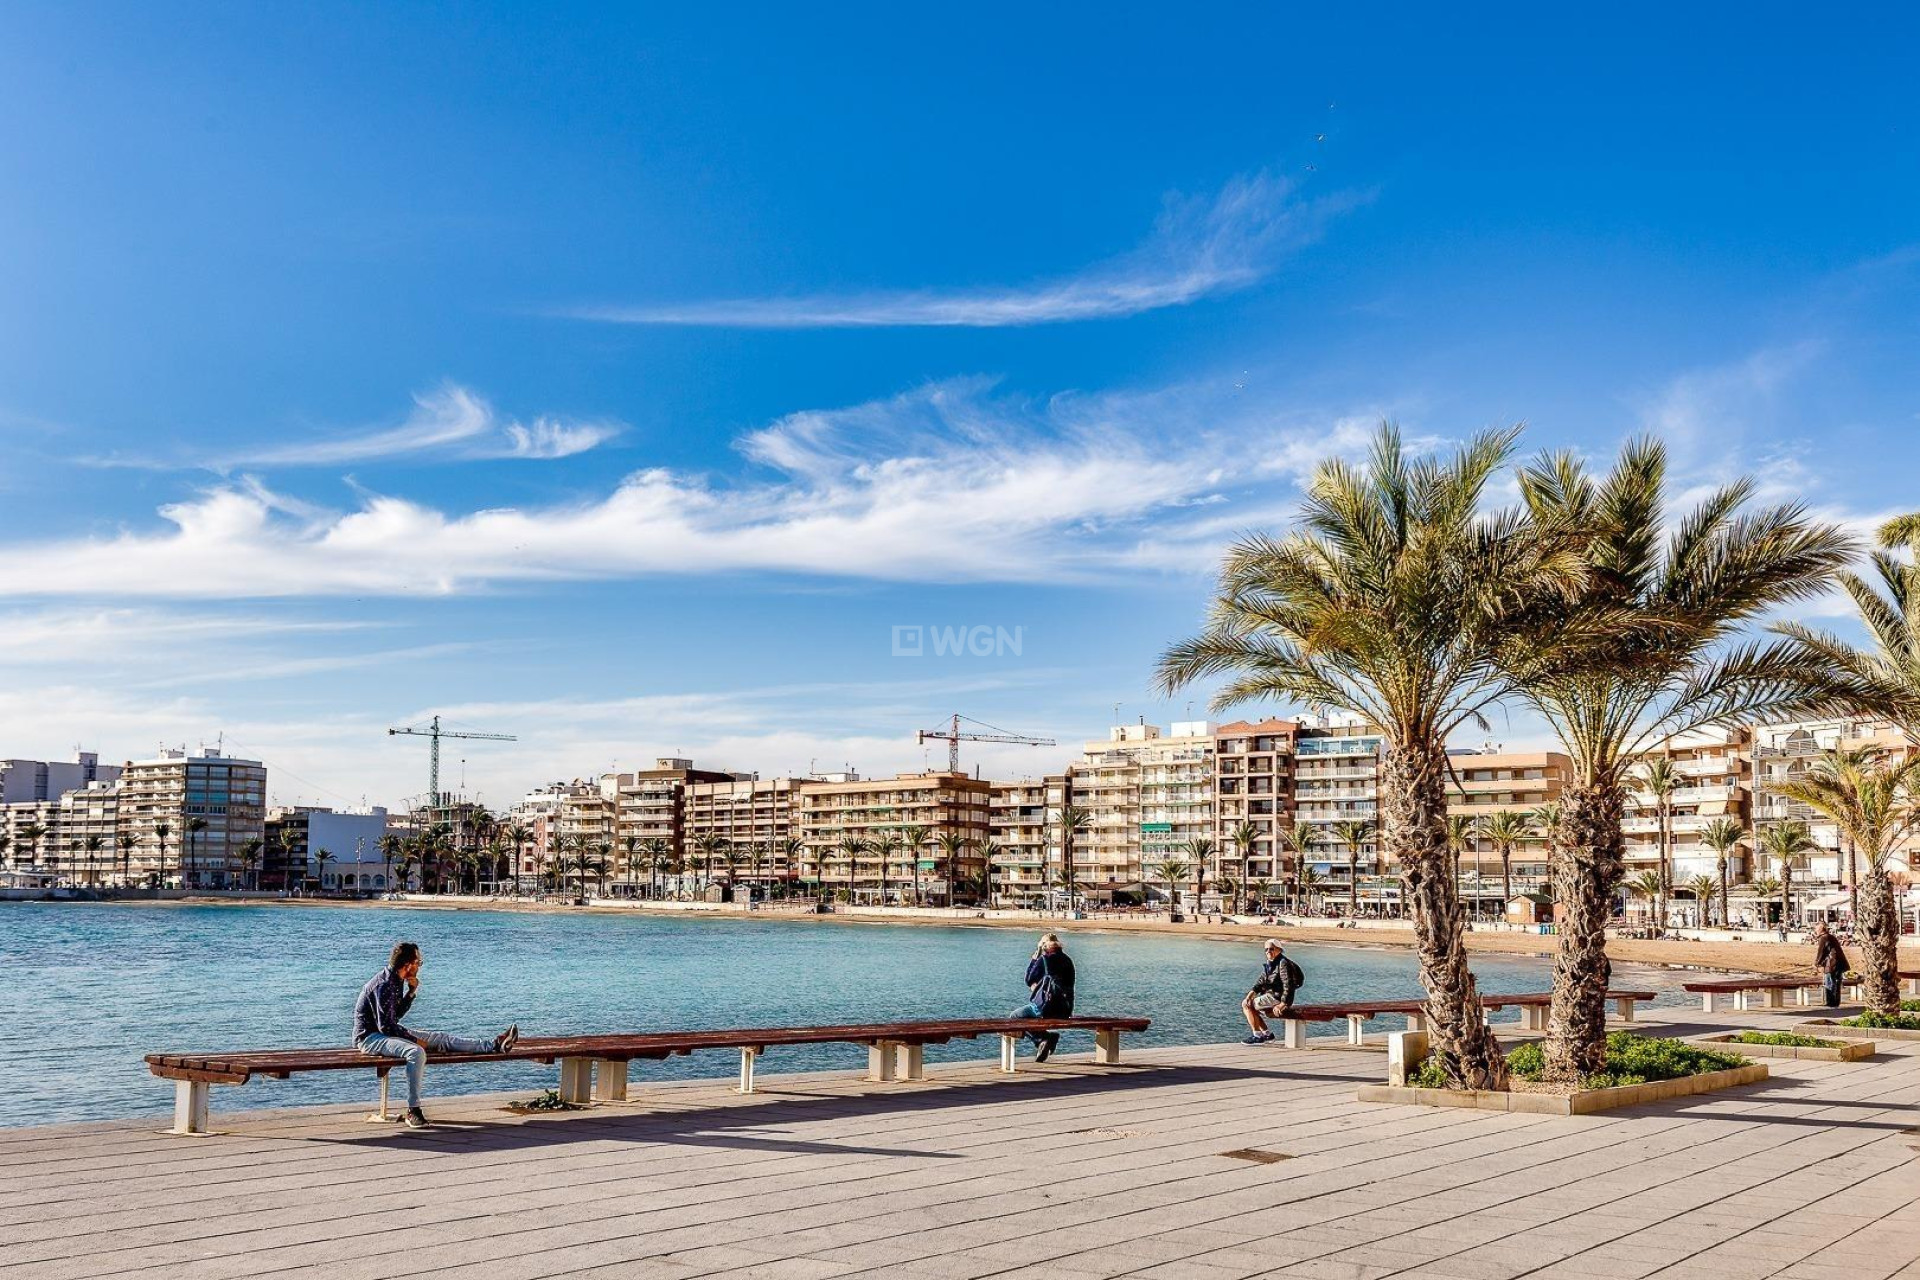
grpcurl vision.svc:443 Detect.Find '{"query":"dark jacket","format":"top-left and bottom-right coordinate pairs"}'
top-left (1815, 933), bottom-right (1849, 976)
top-left (1026, 950), bottom-right (1076, 1018)
top-left (1253, 954), bottom-right (1299, 1005)
top-left (353, 967), bottom-right (416, 1044)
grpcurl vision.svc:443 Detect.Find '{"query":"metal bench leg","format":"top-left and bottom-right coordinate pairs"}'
top-left (737, 1048), bottom-right (759, 1094)
top-left (999, 1034), bottom-right (1019, 1073)
top-left (170, 1081), bottom-right (210, 1136)
top-left (1347, 1015), bottom-right (1367, 1046)
top-left (894, 1042), bottom-right (925, 1081)
top-left (593, 1059), bottom-right (629, 1103)
top-left (1281, 1019), bottom-right (1307, 1049)
top-left (1094, 1028), bottom-right (1121, 1065)
top-left (558, 1058), bottom-right (593, 1105)
top-left (365, 1068), bottom-right (394, 1123)
top-left (867, 1041), bottom-right (898, 1082)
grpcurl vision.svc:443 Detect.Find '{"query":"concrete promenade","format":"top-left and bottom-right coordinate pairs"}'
top-left (2, 1008), bottom-right (1917, 1280)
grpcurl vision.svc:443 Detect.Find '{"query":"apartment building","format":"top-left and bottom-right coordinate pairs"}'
top-left (1751, 716), bottom-right (1918, 892)
top-left (988, 775), bottom-right (1054, 905)
top-left (1070, 722), bottom-right (1215, 904)
top-left (264, 806), bottom-right (398, 891)
top-left (0, 752), bottom-right (121, 805)
top-left (1445, 749), bottom-right (1570, 903)
top-left (1623, 727), bottom-right (1753, 889)
top-left (1214, 718), bottom-right (1298, 892)
top-left (610, 758), bottom-right (734, 878)
top-left (797, 771), bottom-right (991, 903)
top-left (1292, 717), bottom-right (1385, 904)
top-left (118, 749), bottom-right (267, 888)
top-left (0, 779), bottom-right (121, 886)
top-left (683, 775), bottom-right (803, 887)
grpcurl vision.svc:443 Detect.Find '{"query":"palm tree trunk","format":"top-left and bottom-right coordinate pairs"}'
top-left (1717, 858), bottom-right (1729, 929)
top-left (1347, 851), bottom-right (1358, 913)
top-left (1501, 849), bottom-right (1512, 912)
top-left (1656, 806), bottom-right (1670, 936)
top-left (1545, 779), bottom-right (1625, 1080)
top-left (1383, 739), bottom-right (1507, 1090)
top-left (1856, 864), bottom-right (1902, 1015)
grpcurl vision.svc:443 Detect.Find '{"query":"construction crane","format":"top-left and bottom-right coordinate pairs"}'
top-left (387, 715), bottom-right (516, 805)
top-left (916, 713), bottom-right (1055, 774)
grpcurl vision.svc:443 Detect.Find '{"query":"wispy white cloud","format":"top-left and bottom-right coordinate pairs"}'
top-left (219, 384), bottom-right (619, 468)
top-left (0, 377), bottom-right (1387, 600)
top-left (556, 173), bottom-right (1359, 329)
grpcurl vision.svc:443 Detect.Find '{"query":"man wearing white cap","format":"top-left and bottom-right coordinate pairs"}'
top-left (1241, 938), bottom-right (1302, 1044)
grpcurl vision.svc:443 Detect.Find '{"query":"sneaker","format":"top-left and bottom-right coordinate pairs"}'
top-left (1033, 1036), bottom-right (1056, 1063)
top-left (1242, 1033), bottom-right (1272, 1045)
top-left (404, 1108), bottom-right (430, 1130)
top-left (496, 1024), bottom-right (520, 1053)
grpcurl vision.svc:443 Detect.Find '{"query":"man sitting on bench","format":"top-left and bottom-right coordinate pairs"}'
top-left (354, 941), bottom-right (519, 1129)
top-left (1242, 939), bottom-right (1301, 1044)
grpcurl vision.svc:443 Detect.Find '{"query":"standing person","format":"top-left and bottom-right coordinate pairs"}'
top-left (1011, 933), bottom-right (1075, 1062)
top-left (1812, 923), bottom-right (1850, 1008)
top-left (1241, 939), bottom-right (1302, 1043)
top-left (354, 941), bottom-right (520, 1129)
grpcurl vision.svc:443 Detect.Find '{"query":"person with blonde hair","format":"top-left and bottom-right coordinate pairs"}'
top-left (1010, 932), bottom-right (1075, 1062)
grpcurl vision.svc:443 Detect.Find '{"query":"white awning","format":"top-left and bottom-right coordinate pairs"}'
top-left (1804, 892), bottom-right (1851, 910)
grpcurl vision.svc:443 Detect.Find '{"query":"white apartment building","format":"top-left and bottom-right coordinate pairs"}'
top-left (118, 749), bottom-right (268, 888)
top-left (1071, 721), bottom-right (1216, 904)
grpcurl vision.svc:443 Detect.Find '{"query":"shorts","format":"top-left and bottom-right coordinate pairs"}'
top-left (1252, 992), bottom-right (1285, 1013)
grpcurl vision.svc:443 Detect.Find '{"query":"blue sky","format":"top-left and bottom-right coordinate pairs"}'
top-left (3, 5), bottom-right (1917, 808)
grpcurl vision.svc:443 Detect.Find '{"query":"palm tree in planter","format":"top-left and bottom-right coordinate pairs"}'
top-left (1151, 859), bottom-right (1190, 915)
top-left (183, 816), bottom-right (209, 889)
top-left (1159, 424), bottom-right (1580, 1090)
top-left (898, 825), bottom-right (930, 906)
top-left (1699, 816), bottom-right (1744, 931)
top-left (1626, 869), bottom-right (1663, 926)
top-left (1056, 805), bottom-right (1090, 915)
top-left (834, 834), bottom-right (867, 905)
top-left (1505, 436), bottom-right (1853, 1081)
top-left (1331, 819), bottom-right (1377, 918)
top-left (1629, 758), bottom-right (1682, 937)
top-left (935, 830), bottom-right (970, 906)
top-left (1227, 822), bottom-right (1259, 914)
top-left (1768, 749), bottom-right (1920, 1015)
top-left (1481, 809), bottom-right (1531, 916)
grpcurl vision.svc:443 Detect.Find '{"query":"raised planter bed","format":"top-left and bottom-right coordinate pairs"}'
top-left (1798, 1019), bottom-right (1920, 1042)
top-left (1694, 1033), bottom-right (1875, 1061)
top-left (1358, 1062), bottom-right (1769, 1116)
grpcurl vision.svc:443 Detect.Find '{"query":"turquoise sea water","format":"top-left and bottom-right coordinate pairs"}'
top-left (0, 903), bottom-right (1693, 1126)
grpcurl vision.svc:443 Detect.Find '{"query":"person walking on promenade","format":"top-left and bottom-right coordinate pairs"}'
top-left (1012, 933), bottom-right (1075, 1063)
top-left (354, 941), bottom-right (519, 1129)
top-left (1812, 923), bottom-right (1850, 1008)
top-left (1241, 939), bottom-right (1302, 1043)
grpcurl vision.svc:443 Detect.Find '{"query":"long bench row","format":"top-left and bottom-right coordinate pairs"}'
top-left (146, 1015), bottom-right (1151, 1135)
top-left (1683, 970), bottom-right (1920, 1012)
top-left (1275, 990), bottom-right (1657, 1048)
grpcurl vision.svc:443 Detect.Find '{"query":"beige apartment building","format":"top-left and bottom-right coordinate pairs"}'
top-left (1070, 722), bottom-right (1215, 904)
top-left (1751, 716), bottom-right (1918, 896)
top-left (988, 775), bottom-right (1059, 906)
top-left (117, 749), bottom-right (267, 888)
top-left (1622, 728), bottom-right (1753, 897)
top-left (1292, 718), bottom-right (1385, 904)
top-left (0, 781), bottom-right (120, 886)
top-left (1445, 749), bottom-right (1570, 904)
top-left (683, 775), bottom-right (803, 887)
top-left (610, 758), bottom-right (734, 878)
top-left (1214, 718), bottom-right (1298, 893)
top-left (797, 771), bottom-right (991, 903)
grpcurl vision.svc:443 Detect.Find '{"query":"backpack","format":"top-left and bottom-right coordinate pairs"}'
top-left (1285, 958), bottom-right (1306, 992)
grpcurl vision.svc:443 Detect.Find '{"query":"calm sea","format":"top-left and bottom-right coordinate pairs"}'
top-left (0, 903), bottom-right (1693, 1126)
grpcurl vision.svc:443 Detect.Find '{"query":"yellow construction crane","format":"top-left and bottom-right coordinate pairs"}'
top-left (387, 715), bottom-right (516, 804)
top-left (916, 713), bottom-right (1055, 774)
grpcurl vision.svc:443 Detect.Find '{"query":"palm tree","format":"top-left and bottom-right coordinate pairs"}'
top-left (1224, 821), bottom-right (1259, 915)
top-left (935, 830), bottom-right (970, 906)
top-left (1278, 821), bottom-right (1318, 913)
top-left (1699, 816), bottom-right (1744, 930)
top-left (1331, 818), bottom-right (1376, 917)
top-left (1056, 805), bottom-right (1089, 914)
top-left (640, 837), bottom-right (670, 898)
top-left (1684, 873), bottom-right (1719, 926)
top-left (1775, 511), bottom-right (1920, 740)
top-left (1769, 749), bottom-right (1920, 1014)
top-left (692, 833), bottom-right (724, 894)
top-left (1159, 424), bottom-right (1578, 1090)
top-left (117, 832), bottom-right (137, 886)
top-left (1184, 836), bottom-right (1217, 911)
top-left (1630, 757), bottom-right (1681, 936)
top-left (82, 834), bottom-right (104, 887)
top-left (1245, 878), bottom-right (1269, 912)
top-left (1626, 869), bottom-right (1663, 924)
top-left (1151, 859), bottom-right (1190, 914)
top-left (237, 838), bottom-right (262, 891)
top-left (873, 830), bottom-right (903, 906)
top-left (1481, 809), bottom-right (1530, 914)
top-left (1507, 437), bottom-right (1853, 1079)
top-left (974, 837), bottom-right (1003, 905)
top-left (151, 820), bottom-right (172, 889)
top-left (314, 847), bottom-right (335, 891)
top-left (622, 835), bottom-right (642, 894)
top-left (1444, 814), bottom-right (1482, 911)
top-left (834, 834), bottom-right (867, 905)
top-left (18, 823), bottom-right (46, 882)
top-left (778, 836), bottom-right (806, 898)
top-left (1297, 865), bottom-right (1324, 913)
top-left (183, 815), bottom-right (209, 889)
top-left (898, 824), bottom-right (930, 906)
top-left (275, 825), bottom-right (303, 892)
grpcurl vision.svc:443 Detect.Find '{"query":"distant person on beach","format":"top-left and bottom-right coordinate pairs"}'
top-left (1241, 939), bottom-right (1302, 1043)
top-left (354, 941), bottom-right (520, 1129)
top-left (1012, 933), bottom-right (1075, 1063)
top-left (1813, 923), bottom-right (1850, 1007)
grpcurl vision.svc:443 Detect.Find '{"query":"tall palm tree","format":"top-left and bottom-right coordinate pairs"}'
top-left (183, 815), bottom-right (209, 889)
top-left (1444, 814), bottom-right (1482, 911)
top-left (117, 832), bottom-right (137, 886)
top-left (1184, 836), bottom-right (1216, 911)
top-left (1769, 749), bottom-right (1920, 1014)
top-left (151, 820), bottom-right (172, 889)
top-left (1227, 821), bottom-right (1259, 915)
top-left (18, 823), bottom-right (46, 882)
top-left (237, 838), bottom-right (263, 891)
top-left (1331, 818), bottom-right (1377, 917)
top-left (1056, 805), bottom-right (1089, 914)
top-left (1507, 437), bottom-right (1854, 1079)
top-left (314, 847), bottom-right (335, 891)
top-left (622, 835), bottom-right (642, 894)
top-left (1151, 859), bottom-right (1190, 913)
top-left (1626, 869), bottom-right (1663, 924)
top-left (899, 824), bottom-right (930, 906)
top-left (1775, 511), bottom-right (1920, 739)
top-left (974, 836), bottom-right (1003, 905)
top-left (692, 834), bottom-right (724, 893)
top-left (640, 837), bottom-right (670, 898)
top-left (1278, 821), bottom-right (1318, 913)
top-left (1684, 873), bottom-right (1719, 926)
top-left (778, 836), bottom-right (806, 898)
top-left (1630, 757), bottom-right (1682, 936)
top-left (1159, 424), bottom-right (1578, 1090)
top-left (1699, 816), bottom-right (1744, 930)
top-left (1481, 809), bottom-right (1530, 912)
top-left (935, 830), bottom-right (970, 906)
top-left (834, 834), bottom-right (867, 905)
top-left (1297, 865), bottom-right (1324, 913)
top-left (82, 834), bottom-right (104, 887)
top-left (874, 830), bottom-right (903, 906)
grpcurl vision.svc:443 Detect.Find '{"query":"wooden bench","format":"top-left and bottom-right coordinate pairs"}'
top-left (145, 1015), bottom-right (1150, 1135)
top-left (1687, 969), bottom-right (1920, 1011)
top-left (1274, 991), bottom-right (1656, 1049)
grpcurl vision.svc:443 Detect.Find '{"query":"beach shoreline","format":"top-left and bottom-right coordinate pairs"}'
top-left (38, 890), bottom-right (1916, 979)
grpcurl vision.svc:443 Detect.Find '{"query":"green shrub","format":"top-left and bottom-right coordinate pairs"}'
top-left (1727, 1031), bottom-right (1840, 1048)
top-left (1505, 1040), bottom-right (1546, 1081)
top-left (1901, 999), bottom-right (1920, 1013)
top-left (1407, 1057), bottom-right (1450, 1089)
top-left (1842, 1010), bottom-right (1920, 1031)
top-left (1409, 1032), bottom-right (1746, 1092)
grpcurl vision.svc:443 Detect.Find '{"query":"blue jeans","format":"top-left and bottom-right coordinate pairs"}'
top-left (1010, 1002), bottom-right (1056, 1047)
top-left (357, 1031), bottom-right (497, 1109)
top-left (1823, 972), bottom-right (1843, 1007)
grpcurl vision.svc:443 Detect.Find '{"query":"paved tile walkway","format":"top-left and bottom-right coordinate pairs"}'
top-left (2, 1008), bottom-right (1916, 1279)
